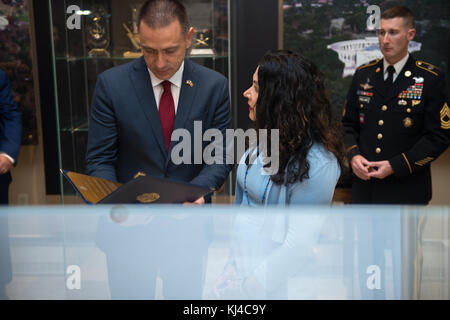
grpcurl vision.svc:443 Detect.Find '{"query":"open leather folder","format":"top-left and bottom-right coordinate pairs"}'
top-left (60, 170), bottom-right (214, 204)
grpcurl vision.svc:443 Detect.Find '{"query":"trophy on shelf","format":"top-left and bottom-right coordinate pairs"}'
top-left (190, 28), bottom-right (214, 56)
top-left (123, 4), bottom-right (143, 58)
top-left (85, 6), bottom-right (111, 57)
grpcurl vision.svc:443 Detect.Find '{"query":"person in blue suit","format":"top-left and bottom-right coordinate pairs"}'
top-left (86, 0), bottom-right (231, 195)
top-left (0, 69), bottom-right (22, 299)
top-left (87, 0), bottom-right (231, 299)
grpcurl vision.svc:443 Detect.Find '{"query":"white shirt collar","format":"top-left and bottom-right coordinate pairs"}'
top-left (148, 60), bottom-right (184, 88)
top-left (384, 53), bottom-right (409, 75)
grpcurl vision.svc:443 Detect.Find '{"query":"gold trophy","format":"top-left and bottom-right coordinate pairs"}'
top-left (123, 5), bottom-right (143, 58)
top-left (190, 28), bottom-right (214, 56)
top-left (86, 6), bottom-right (111, 57)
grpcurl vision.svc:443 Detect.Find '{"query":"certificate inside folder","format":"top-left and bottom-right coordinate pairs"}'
top-left (60, 170), bottom-right (213, 204)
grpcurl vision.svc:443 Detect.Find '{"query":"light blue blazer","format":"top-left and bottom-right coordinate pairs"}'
top-left (235, 143), bottom-right (340, 207)
top-left (230, 144), bottom-right (340, 296)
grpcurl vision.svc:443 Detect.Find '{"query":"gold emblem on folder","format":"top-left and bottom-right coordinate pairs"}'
top-left (137, 193), bottom-right (160, 203)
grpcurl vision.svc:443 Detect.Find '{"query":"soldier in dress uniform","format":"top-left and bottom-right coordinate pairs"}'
top-left (342, 6), bottom-right (449, 299)
top-left (343, 6), bottom-right (449, 205)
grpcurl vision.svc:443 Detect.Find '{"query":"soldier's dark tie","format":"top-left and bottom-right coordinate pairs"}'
top-left (159, 80), bottom-right (175, 153)
top-left (385, 65), bottom-right (395, 88)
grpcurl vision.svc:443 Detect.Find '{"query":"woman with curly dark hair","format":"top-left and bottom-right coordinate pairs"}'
top-left (213, 51), bottom-right (347, 299)
top-left (235, 50), bottom-right (346, 206)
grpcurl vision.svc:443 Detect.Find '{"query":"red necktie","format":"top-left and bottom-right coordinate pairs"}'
top-left (159, 80), bottom-right (175, 153)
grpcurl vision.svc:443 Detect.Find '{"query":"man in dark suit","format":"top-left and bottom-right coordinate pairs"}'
top-left (87, 0), bottom-right (231, 299)
top-left (342, 6), bottom-right (449, 299)
top-left (343, 6), bottom-right (449, 204)
top-left (0, 69), bottom-right (22, 299)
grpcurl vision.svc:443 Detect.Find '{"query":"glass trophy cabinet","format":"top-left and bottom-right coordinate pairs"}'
top-left (48, 0), bottom-right (231, 203)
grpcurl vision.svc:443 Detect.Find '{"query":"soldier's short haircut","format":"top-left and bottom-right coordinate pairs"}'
top-left (381, 6), bottom-right (415, 29)
top-left (138, 0), bottom-right (189, 35)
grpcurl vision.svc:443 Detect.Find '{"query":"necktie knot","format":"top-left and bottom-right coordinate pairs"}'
top-left (385, 65), bottom-right (395, 86)
top-left (162, 80), bottom-right (171, 92)
top-left (387, 65), bottom-right (395, 76)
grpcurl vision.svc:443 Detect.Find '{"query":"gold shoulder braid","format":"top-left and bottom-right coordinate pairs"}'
top-left (358, 58), bottom-right (380, 70)
top-left (441, 102), bottom-right (450, 129)
top-left (416, 61), bottom-right (439, 76)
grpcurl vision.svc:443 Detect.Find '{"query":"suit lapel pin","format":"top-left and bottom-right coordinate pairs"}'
top-left (186, 80), bottom-right (194, 87)
top-left (404, 70), bottom-right (412, 77)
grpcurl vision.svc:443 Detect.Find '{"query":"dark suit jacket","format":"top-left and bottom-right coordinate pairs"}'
top-left (0, 69), bottom-right (21, 286)
top-left (342, 55), bottom-right (449, 204)
top-left (0, 69), bottom-right (21, 191)
top-left (86, 57), bottom-right (232, 190)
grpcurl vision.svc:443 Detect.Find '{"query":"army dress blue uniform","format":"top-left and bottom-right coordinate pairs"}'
top-left (343, 55), bottom-right (449, 204)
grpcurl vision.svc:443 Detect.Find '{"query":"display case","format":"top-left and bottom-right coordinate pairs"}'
top-left (47, 0), bottom-right (231, 203)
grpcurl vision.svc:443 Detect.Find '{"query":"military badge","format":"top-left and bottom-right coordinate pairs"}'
top-left (403, 117), bottom-right (413, 128)
top-left (398, 99), bottom-right (407, 106)
top-left (412, 100), bottom-right (421, 107)
top-left (413, 77), bottom-right (424, 84)
top-left (360, 83), bottom-right (373, 90)
top-left (376, 67), bottom-right (381, 73)
top-left (441, 102), bottom-right (450, 129)
top-left (398, 83), bottom-right (423, 99)
top-left (404, 70), bottom-right (411, 77)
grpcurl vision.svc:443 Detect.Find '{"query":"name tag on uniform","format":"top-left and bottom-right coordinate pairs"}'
top-left (359, 96), bottom-right (371, 104)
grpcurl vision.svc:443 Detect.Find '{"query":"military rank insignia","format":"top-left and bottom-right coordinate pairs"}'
top-left (441, 102), bottom-right (450, 129)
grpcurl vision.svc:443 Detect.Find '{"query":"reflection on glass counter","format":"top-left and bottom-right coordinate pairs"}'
top-left (0, 205), bottom-right (448, 300)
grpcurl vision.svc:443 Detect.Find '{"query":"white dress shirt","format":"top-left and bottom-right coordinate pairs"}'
top-left (0, 153), bottom-right (15, 164)
top-left (147, 61), bottom-right (184, 114)
top-left (383, 53), bottom-right (409, 83)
